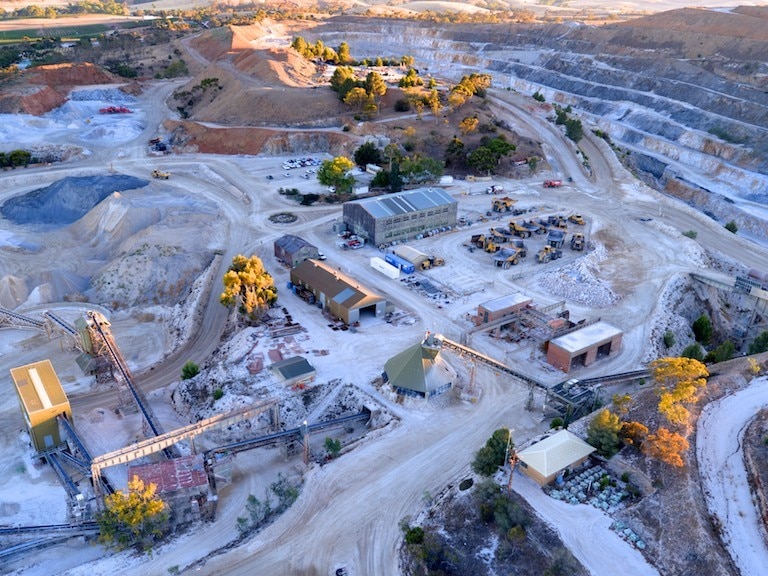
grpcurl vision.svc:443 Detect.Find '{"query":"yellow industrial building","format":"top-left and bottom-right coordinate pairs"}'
top-left (11, 359), bottom-right (72, 452)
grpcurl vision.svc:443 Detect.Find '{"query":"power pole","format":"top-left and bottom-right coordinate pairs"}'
top-left (302, 420), bottom-right (310, 465)
top-left (506, 450), bottom-right (518, 496)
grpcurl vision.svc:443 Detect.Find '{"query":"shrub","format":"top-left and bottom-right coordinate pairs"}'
top-left (749, 331), bottom-right (768, 355)
top-left (682, 230), bottom-right (698, 239)
top-left (212, 388), bottom-right (224, 401)
top-left (663, 330), bottom-right (675, 348)
top-left (394, 98), bottom-right (411, 112)
top-left (621, 471), bottom-right (630, 483)
top-left (458, 478), bottom-right (474, 491)
top-left (550, 417), bottom-right (564, 429)
top-left (404, 526), bottom-right (424, 544)
top-left (532, 91), bottom-right (545, 102)
top-left (681, 343), bottom-right (705, 361)
top-left (725, 220), bottom-right (738, 233)
top-left (181, 361), bottom-right (199, 380)
top-left (692, 314), bottom-right (713, 344)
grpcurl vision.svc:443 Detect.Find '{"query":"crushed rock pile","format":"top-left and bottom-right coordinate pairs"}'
top-left (0, 175), bottom-right (148, 227)
top-left (538, 245), bottom-right (620, 307)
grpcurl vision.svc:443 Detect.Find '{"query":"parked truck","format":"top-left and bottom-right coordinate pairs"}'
top-left (152, 169), bottom-right (170, 179)
top-left (543, 179), bottom-right (563, 188)
top-left (385, 253), bottom-right (415, 274)
top-left (420, 256), bottom-right (446, 270)
top-left (568, 213), bottom-right (586, 226)
top-left (493, 246), bottom-right (524, 269)
top-left (492, 197), bottom-right (517, 212)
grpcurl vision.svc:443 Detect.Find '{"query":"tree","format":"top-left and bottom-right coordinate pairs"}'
top-left (425, 89), bottom-right (441, 123)
top-left (532, 91), bottom-right (545, 102)
top-left (642, 427), bottom-right (689, 467)
top-left (681, 343), bottom-right (705, 361)
top-left (353, 142), bottom-right (382, 167)
top-left (459, 116), bottom-right (479, 135)
top-left (365, 71), bottom-right (387, 111)
top-left (317, 156), bottom-right (355, 193)
top-left (749, 331), bottom-right (768, 355)
top-left (181, 361), bottom-right (199, 380)
top-left (343, 86), bottom-right (368, 111)
top-left (724, 220), bottom-right (738, 234)
top-left (467, 146), bottom-right (498, 175)
top-left (620, 421), bottom-right (648, 446)
top-left (527, 157), bottom-right (538, 173)
top-left (330, 66), bottom-right (356, 93)
top-left (565, 118), bottom-right (584, 142)
top-left (472, 428), bottom-right (513, 476)
top-left (383, 143), bottom-right (403, 170)
top-left (692, 313), bottom-right (713, 344)
top-left (663, 330), bottom-right (675, 348)
top-left (98, 477), bottom-right (168, 551)
top-left (651, 357), bottom-right (708, 426)
top-left (220, 254), bottom-right (277, 318)
top-left (324, 437), bottom-right (342, 458)
top-left (706, 340), bottom-right (735, 363)
top-left (398, 68), bottom-right (423, 88)
top-left (336, 41), bottom-right (352, 64)
top-left (587, 409), bottom-right (622, 457)
top-left (444, 136), bottom-right (465, 167)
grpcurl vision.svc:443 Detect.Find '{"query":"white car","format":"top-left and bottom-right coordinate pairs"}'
top-left (327, 186), bottom-right (336, 193)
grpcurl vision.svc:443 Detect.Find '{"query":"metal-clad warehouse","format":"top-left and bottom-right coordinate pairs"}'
top-left (546, 321), bottom-right (623, 373)
top-left (274, 234), bottom-right (319, 268)
top-left (11, 359), bottom-right (72, 452)
top-left (290, 259), bottom-right (387, 324)
top-left (343, 188), bottom-right (458, 246)
top-left (517, 430), bottom-right (596, 485)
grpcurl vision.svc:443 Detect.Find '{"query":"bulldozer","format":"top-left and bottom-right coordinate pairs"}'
top-left (494, 246), bottom-right (524, 269)
top-left (570, 232), bottom-right (586, 251)
top-left (536, 245), bottom-right (563, 263)
top-left (419, 256), bottom-right (445, 270)
top-left (470, 234), bottom-right (500, 253)
top-left (492, 197), bottom-right (517, 212)
top-left (568, 213), bottom-right (586, 226)
top-left (152, 169), bottom-right (170, 179)
top-left (484, 240), bottom-right (501, 253)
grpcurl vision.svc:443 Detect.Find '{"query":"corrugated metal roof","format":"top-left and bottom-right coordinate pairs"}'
top-left (480, 293), bottom-right (532, 313)
top-left (271, 356), bottom-right (316, 380)
top-left (10, 359), bottom-right (69, 414)
top-left (551, 321), bottom-right (623, 354)
top-left (517, 430), bottom-right (595, 478)
top-left (275, 234), bottom-right (316, 254)
top-left (291, 260), bottom-right (385, 311)
top-left (384, 336), bottom-right (456, 395)
top-left (347, 188), bottom-right (456, 219)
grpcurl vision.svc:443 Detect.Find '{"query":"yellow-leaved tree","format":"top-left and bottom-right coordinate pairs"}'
top-left (220, 254), bottom-right (277, 318)
top-left (642, 427), bottom-right (690, 468)
top-left (97, 477), bottom-right (168, 551)
top-left (650, 357), bottom-right (709, 426)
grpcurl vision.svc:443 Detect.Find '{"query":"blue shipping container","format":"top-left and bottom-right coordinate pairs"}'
top-left (385, 253), bottom-right (415, 274)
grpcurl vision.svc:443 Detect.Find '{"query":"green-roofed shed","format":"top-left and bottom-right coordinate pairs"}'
top-left (384, 333), bottom-right (456, 398)
top-left (270, 356), bottom-right (316, 387)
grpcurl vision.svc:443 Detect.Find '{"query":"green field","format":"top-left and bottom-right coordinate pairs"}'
top-left (0, 20), bottom-right (147, 44)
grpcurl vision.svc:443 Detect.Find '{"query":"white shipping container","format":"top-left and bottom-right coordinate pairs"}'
top-left (370, 257), bottom-right (400, 280)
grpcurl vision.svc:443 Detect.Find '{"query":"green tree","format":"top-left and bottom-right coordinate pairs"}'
top-left (527, 157), bottom-right (538, 173)
top-left (398, 68), bottom-right (423, 88)
top-left (330, 66), bottom-right (356, 93)
top-left (365, 71), bottom-right (387, 110)
top-left (467, 146), bottom-right (497, 175)
top-left (532, 91), bottom-right (545, 102)
top-left (317, 156), bottom-right (355, 193)
top-left (663, 330), bottom-right (675, 348)
top-left (220, 254), bottom-right (277, 318)
top-left (97, 477), bottom-right (168, 551)
top-left (472, 428), bottom-right (513, 476)
top-left (324, 437), bottom-right (342, 458)
top-left (354, 142), bottom-right (382, 167)
top-left (692, 314), bottom-right (713, 344)
top-left (425, 89), bottom-right (441, 123)
top-left (565, 118), bottom-right (584, 142)
top-left (181, 361), bottom-right (200, 380)
top-left (681, 343), bottom-right (705, 361)
top-left (724, 220), bottom-right (738, 233)
top-left (444, 136), bottom-right (465, 167)
top-left (343, 86), bottom-right (368, 111)
top-left (707, 340), bottom-right (735, 363)
top-left (336, 41), bottom-right (352, 64)
top-left (587, 409), bottom-right (622, 457)
top-left (749, 331), bottom-right (768, 355)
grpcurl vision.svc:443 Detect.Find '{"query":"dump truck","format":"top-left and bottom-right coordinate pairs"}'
top-left (511, 239), bottom-right (527, 258)
top-left (489, 227), bottom-right (512, 243)
top-left (492, 197), bottom-right (517, 212)
top-left (543, 179), bottom-right (562, 188)
top-left (536, 245), bottom-right (563, 263)
top-left (493, 246), bottom-right (524, 269)
top-left (568, 213), bottom-right (585, 226)
top-left (547, 228), bottom-right (566, 248)
top-left (570, 232), bottom-right (586, 251)
top-left (510, 221), bottom-right (532, 238)
top-left (152, 169), bottom-right (170, 179)
top-left (548, 214), bottom-right (568, 228)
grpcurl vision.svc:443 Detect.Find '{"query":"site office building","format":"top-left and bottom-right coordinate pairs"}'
top-left (342, 188), bottom-right (458, 246)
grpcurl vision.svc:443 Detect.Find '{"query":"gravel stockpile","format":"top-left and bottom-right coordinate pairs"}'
top-left (0, 174), bottom-right (148, 227)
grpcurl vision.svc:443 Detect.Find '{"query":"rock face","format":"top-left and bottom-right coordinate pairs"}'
top-left (306, 10), bottom-right (768, 233)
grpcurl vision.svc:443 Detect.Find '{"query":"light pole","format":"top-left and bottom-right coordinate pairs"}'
top-left (302, 420), bottom-right (310, 465)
